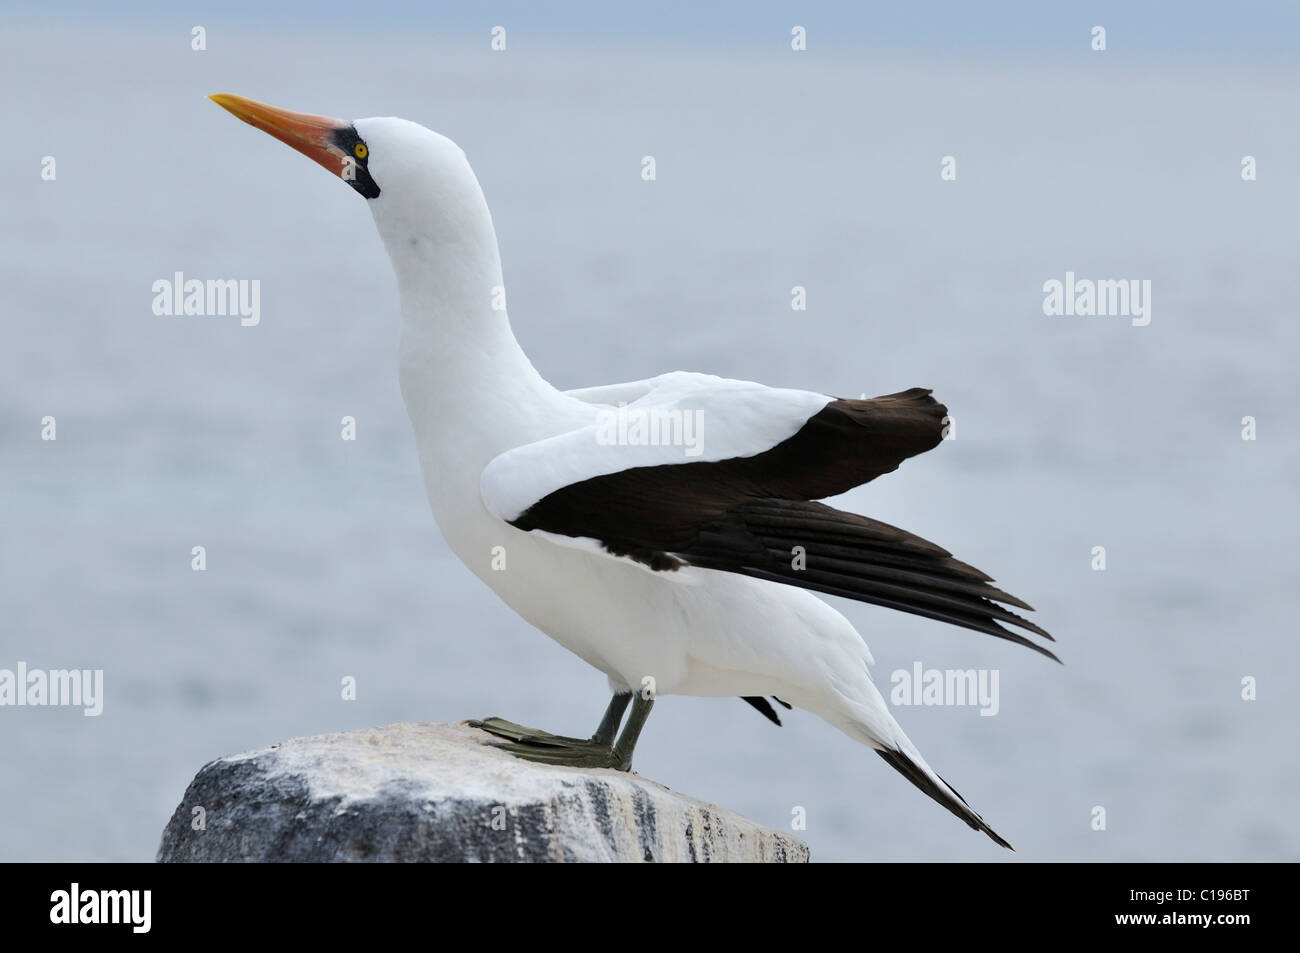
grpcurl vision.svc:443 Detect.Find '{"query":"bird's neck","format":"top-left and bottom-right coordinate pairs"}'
top-left (387, 222), bottom-right (563, 470)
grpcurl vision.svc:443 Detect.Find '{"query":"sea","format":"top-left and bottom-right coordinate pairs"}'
top-left (2, 16), bottom-right (1297, 861)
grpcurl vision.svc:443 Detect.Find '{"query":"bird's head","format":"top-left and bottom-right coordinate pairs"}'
top-left (209, 93), bottom-right (385, 199)
top-left (208, 94), bottom-right (496, 285)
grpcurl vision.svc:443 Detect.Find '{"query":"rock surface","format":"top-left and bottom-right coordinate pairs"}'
top-left (157, 721), bottom-right (808, 863)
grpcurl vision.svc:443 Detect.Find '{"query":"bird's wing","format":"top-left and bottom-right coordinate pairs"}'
top-left (562, 378), bottom-right (662, 406)
top-left (482, 377), bottom-right (1054, 657)
top-left (485, 371), bottom-right (833, 525)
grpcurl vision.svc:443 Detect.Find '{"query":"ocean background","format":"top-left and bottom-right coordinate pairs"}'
top-left (2, 3), bottom-right (1298, 861)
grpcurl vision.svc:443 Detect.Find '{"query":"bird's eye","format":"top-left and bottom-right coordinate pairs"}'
top-left (354, 142), bottom-right (368, 159)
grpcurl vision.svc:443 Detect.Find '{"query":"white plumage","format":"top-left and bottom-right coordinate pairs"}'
top-left (482, 372), bottom-right (831, 522)
top-left (212, 100), bottom-right (1053, 849)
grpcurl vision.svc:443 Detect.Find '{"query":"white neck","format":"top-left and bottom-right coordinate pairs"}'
top-left (370, 189), bottom-right (583, 549)
top-left (380, 191), bottom-right (554, 421)
top-left (354, 118), bottom-right (592, 542)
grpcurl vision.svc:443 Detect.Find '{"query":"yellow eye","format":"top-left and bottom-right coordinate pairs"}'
top-left (354, 142), bottom-right (367, 159)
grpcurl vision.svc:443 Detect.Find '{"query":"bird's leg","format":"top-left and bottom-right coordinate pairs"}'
top-left (610, 692), bottom-right (653, 771)
top-left (590, 691), bottom-right (632, 746)
top-left (468, 691), bottom-right (654, 771)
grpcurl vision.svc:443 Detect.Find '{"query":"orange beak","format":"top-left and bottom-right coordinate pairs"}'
top-left (209, 93), bottom-right (352, 181)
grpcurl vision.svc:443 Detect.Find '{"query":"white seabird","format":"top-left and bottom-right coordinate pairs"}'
top-left (209, 94), bottom-right (1057, 850)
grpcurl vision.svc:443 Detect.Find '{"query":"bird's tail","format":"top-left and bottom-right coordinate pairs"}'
top-left (873, 742), bottom-right (1013, 850)
top-left (821, 689), bottom-right (1014, 850)
top-left (770, 595), bottom-right (1015, 849)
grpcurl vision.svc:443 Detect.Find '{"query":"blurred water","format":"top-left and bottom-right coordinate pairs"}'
top-left (2, 19), bottom-right (1297, 862)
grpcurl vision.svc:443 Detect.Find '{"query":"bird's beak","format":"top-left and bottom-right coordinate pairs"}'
top-left (209, 93), bottom-right (351, 181)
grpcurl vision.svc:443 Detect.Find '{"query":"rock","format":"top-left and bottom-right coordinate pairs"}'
top-left (157, 721), bottom-right (808, 863)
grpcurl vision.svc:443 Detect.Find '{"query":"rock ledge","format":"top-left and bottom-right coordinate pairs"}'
top-left (157, 721), bottom-right (808, 863)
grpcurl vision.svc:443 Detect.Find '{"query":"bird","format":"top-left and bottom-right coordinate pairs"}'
top-left (208, 93), bottom-right (1057, 851)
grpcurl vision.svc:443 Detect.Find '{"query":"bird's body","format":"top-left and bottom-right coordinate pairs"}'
top-left (368, 117), bottom-right (857, 703)
top-left (210, 102), bottom-right (1057, 850)
top-left (399, 290), bottom-right (876, 717)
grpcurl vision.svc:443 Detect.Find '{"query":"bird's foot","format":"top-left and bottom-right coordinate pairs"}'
top-left (467, 716), bottom-right (599, 748)
top-left (467, 717), bottom-right (629, 770)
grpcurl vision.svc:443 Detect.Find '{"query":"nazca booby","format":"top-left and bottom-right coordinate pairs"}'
top-left (208, 93), bottom-right (1057, 850)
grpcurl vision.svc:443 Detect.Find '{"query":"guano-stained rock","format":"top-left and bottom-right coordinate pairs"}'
top-left (157, 721), bottom-right (809, 863)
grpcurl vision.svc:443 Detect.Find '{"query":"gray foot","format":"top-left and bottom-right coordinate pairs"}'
top-left (468, 716), bottom-right (628, 770)
top-left (467, 693), bottom-right (652, 772)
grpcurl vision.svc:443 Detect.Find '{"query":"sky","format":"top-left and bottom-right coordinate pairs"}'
top-left (18, 0), bottom-right (1300, 62)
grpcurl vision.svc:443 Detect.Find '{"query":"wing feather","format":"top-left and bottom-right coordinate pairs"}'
top-left (484, 382), bottom-right (1053, 655)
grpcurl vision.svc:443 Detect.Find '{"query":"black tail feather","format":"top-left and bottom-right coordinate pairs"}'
top-left (875, 747), bottom-right (1013, 850)
top-left (741, 696), bottom-right (784, 725)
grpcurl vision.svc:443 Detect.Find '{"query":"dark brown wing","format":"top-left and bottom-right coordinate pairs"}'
top-left (686, 499), bottom-right (1057, 661)
top-left (514, 388), bottom-right (947, 559)
top-left (512, 387), bottom-right (1054, 657)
